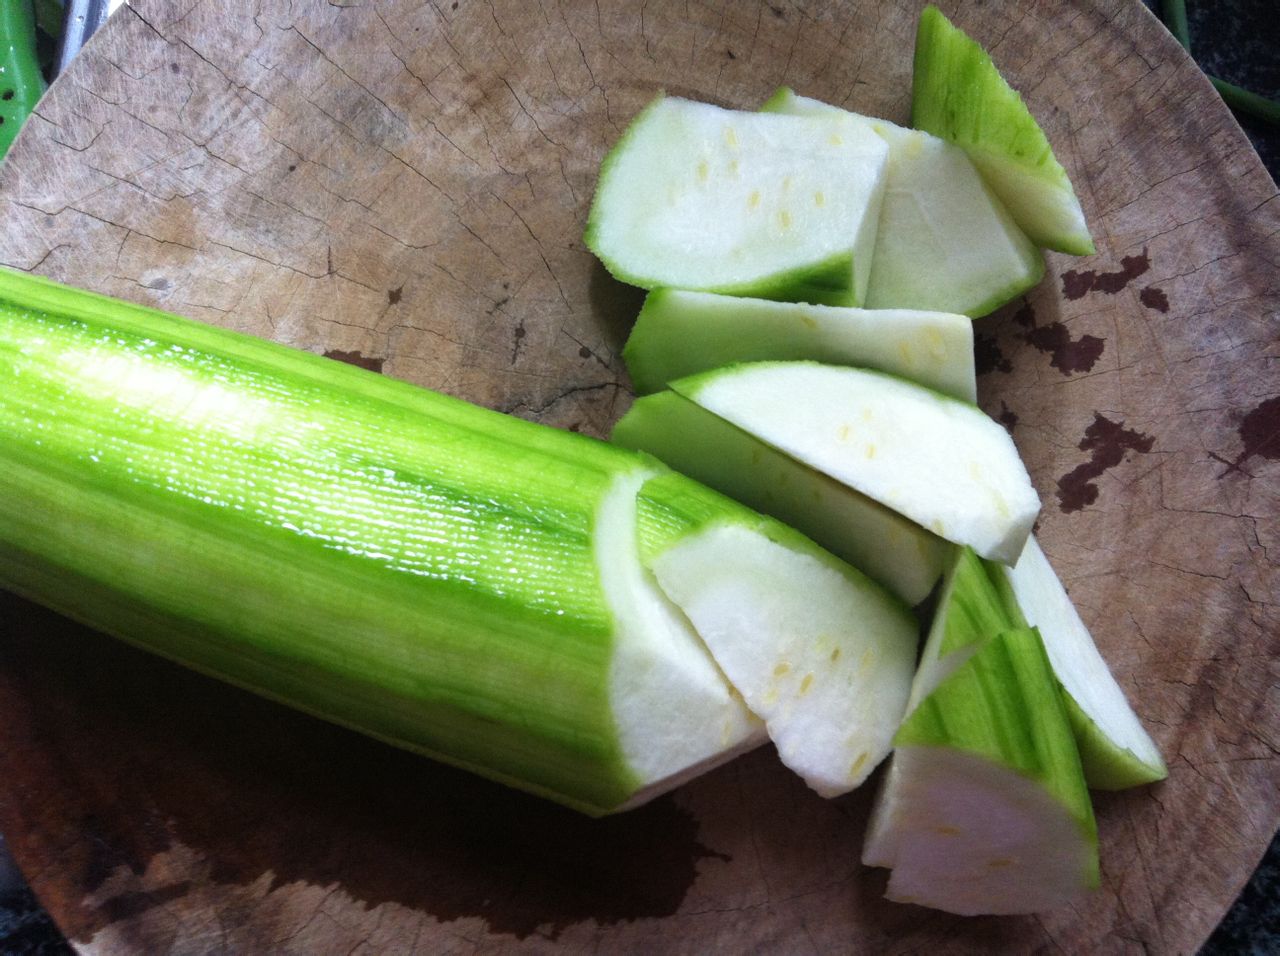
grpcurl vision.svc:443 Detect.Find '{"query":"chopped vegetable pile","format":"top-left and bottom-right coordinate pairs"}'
top-left (0, 4), bottom-right (1164, 922)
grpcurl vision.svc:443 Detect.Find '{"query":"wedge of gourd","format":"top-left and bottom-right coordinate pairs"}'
top-left (623, 289), bottom-right (976, 401)
top-left (864, 548), bottom-right (1099, 915)
top-left (613, 389), bottom-right (952, 606)
top-left (762, 86), bottom-right (1045, 317)
top-left (912, 5), bottom-right (1095, 256)
top-left (666, 361), bottom-right (1040, 565)
top-left (992, 537), bottom-right (1167, 789)
top-left (584, 95), bottom-right (889, 306)
top-left (636, 473), bottom-right (919, 797)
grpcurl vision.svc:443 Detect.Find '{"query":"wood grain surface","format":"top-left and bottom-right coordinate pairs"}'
top-left (0, 0), bottom-right (1277, 952)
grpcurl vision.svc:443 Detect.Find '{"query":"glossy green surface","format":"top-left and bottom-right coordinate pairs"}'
top-left (0, 268), bottom-right (643, 814)
top-left (0, 1), bottom-right (45, 159)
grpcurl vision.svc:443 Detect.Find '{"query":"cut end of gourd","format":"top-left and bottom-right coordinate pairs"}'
top-left (648, 521), bottom-right (918, 797)
top-left (584, 95), bottom-right (888, 303)
top-left (912, 6), bottom-right (1095, 256)
top-left (599, 469), bottom-right (766, 802)
top-left (867, 746), bottom-right (1099, 915)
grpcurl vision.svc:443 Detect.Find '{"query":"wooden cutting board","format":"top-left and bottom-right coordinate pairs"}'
top-left (0, 0), bottom-right (1276, 951)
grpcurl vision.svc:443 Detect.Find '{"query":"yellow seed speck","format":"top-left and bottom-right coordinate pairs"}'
top-left (747, 189), bottom-right (761, 209)
top-left (799, 673), bottom-right (814, 696)
top-left (830, 647), bottom-right (841, 663)
top-left (814, 191), bottom-right (825, 206)
top-left (837, 424), bottom-right (851, 441)
top-left (800, 315), bottom-right (818, 330)
top-left (865, 444), bottom-right (876, 459)
top-left (861, 407), bottom-right (874, 422)
top-left (897, 341), bottom-right (913, 365)
top-left (850, 752), bottom-right (868, 776)
top-left (782, 175), bottom-right (793, 192)
top-left (778, 209), bottom-right (793, 229)
top-left (828, 133), bottom-right (843, 146)
top-left (773, 662), bottom-right (791, 677)
top-left (724, 126), bottom-right (739, 148)
top-left (728, 158), bottom-right (739, 175)
top-left (697, 160), bottom-right (710, 182)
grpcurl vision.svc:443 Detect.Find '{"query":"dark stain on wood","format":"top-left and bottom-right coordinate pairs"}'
top-left (998, 402), bottom-right (1018, 432)
top-left (1216, 395), bottom-right (1280, 477)
top-left (1237, 396), bottom-right (1280, 465)
top-left (1139, 286), bottom-right (1169, 313)
top-left (974, 331), bottom-right (1012, 375)
top-left (323, 349), bottom-right (384, 373)
top-left (387, 285), bottom-right (403, 306)
top-left (1060, 250), bottom-right (1151, 300)
top-left (1015, 299), bottom-right (1105, 374)
top-left (0, 596), bottom-right (723, 942)
top-left (1056, 413), bottom-right (1155, 512)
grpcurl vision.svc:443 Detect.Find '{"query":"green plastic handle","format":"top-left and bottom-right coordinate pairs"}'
top-left (0, 0), bottom-right (46, 159)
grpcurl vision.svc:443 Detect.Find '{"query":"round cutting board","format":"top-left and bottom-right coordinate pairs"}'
top-left (1, 1), bottom-right (1276, 952)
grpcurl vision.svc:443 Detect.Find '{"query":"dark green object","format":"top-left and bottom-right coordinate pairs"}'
top-left (0, 0), bottom-right (46, 159)
top-left (1160, 0), bottom-right (1280, 127)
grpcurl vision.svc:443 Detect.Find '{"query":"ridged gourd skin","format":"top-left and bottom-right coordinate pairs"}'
top-left (0, 268), bottom-right (773, 816)
top-left (911, 6), bottom-right (1096, 256)
top-left (863, 549), bottom-right (1099, 916)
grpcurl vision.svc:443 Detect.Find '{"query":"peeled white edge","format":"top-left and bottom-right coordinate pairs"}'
top-left (862, 747), bottom-right (1097, 916)
top-left (599, 468), bottom-right (766, 809)
top-left (626, 289), bottom-right (977, 402)
top-left (1000, 536), bottom-right (1166, 784)
top-left (677, 362), bottom-right (1039, 565)
top-left (649, 522), bottom-right (918, 797)
top-left (967, 148), bottom-right (1094, 256)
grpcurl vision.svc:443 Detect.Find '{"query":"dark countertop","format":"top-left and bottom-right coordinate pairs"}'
top-left (1, 2), bottom-right (1276, 953)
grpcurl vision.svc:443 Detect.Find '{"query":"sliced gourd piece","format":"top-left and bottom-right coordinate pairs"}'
top-left (762, 87), bottom-right (1044, 317)
top-left (990, 537), bottom-right (1167, 789)
top-left (864, 625), bottom-right (1100, 915)
top-left (635, 473), bottom-right (918, 797)
top-left (912, 6), bottom-right (1095, 256)
top-left (613, 389), bottom-right (951, 606)
top-left (669, 361), bottom-right (1040, 564)
top-left (864, 547), bottom-right (1098, 914)
top-left (623, 288), bottom-right (976, 401)
top-left (585, 95), bottom-right (889, 306)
